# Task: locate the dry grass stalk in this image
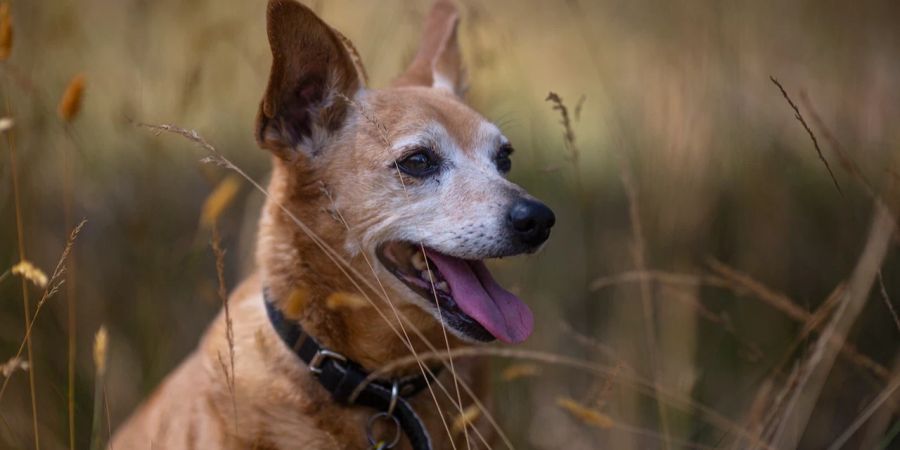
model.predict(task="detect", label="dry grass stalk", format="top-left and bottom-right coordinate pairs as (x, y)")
top-left (556, 397), bottom-right (614, 429)
top-left (743, 284), bottom-right (844, 447)
top-left (336, 93), bottom-right (388, 146)
top-left (61, 80), bottom-right (80, 449)
top-left (139, 122), bottom-right (502, 449)
top-left (592, 266), bottom-right (890, 377)
top-left (740, 378), bottom-right (774, 445)
top-left (89, 326), bottom-right (108, 450)
top-left (0, 356), bottom-right (29, 378)
top-left (573, 95), bottom-right (586, 122)
top-left (588, 361), bottom-right (626, 410)
top-left (0, 3), bottom-right (11, 61)
top-left (3, 74), bottom-right (39, 450)
top-left (559, 320), bottom-right (630, 367)
top-left (11, 260), bottom-right (48, 288)
top-left (592, 271), bottom-right (766, 361)
top-left (796, 89), bottom-right (900, 230)
top-left (769, 201), bottom-right (896, 448)
top-left (0, 219), bottom-right (86, 404)
top-left (545, 92), bottom-right (579, 164)
top-left (590, 270), bottom-right (731, 292)
top-left (707, 259), bottom-right (809, 322)
top-left (857, 354), bottom-right (900, 449)
top-left (876, 271), bottom-right (899, 332)
top-left (200, 175), bottom-right (241, 230)
top-left (211, 224), bottom-right (238, 433)
top-left (545, 91), bottom-right (588, 214)
top-left (57, 74), bottom-right (85, 122)
top-left (316, 119), bottom-right (468, 450)
top-left (827, 373), bottom-right (900, 450)
top-left (708, 259), bottom-right (889, 379)
top-left (769, 76), bottom-right (842, 195)
top-left (756, 362), bottom-right (803, 444)
top-left (338, 96), bottom-right (473, 450)
top-left (618, 141), bottom-right (671, 447)
top-left (368, 346), bottom-right (778, 450)
top-left (547, 89), bottom-right (671, 446)
top-left (333, 30), bottom-right (369, 85)
top-left (796, 92), bottom-right (870, 186)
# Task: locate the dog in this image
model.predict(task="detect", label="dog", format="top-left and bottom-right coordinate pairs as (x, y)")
top-left (111, 0), bottom-right (554, 448)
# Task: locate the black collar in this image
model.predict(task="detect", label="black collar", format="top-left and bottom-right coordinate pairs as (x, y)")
top-left (263, 289), bottom-right (439, 450)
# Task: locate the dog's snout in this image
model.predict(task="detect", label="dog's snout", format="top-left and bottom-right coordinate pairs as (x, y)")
top-left (507, 198), bottom-right (555, 246)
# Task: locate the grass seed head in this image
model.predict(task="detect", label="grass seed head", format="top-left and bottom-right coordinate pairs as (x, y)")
top-left (325, 291), bottom-right (368, 310)
top-left (93, 326), bottom-right (108, 377)
top-left (0, 3), bottom-right (12, 61)
top-left (451, 404), bottom-right (481, 435)
top-left (58, 74), bottom-right (86, 122)
top-left (284, 286), bottom-right (311, 317)
top-left (0, 116), bottom-right (13, 132)
top-left (501, 363), bottom-right (540, 381)
top-left (11, 260), bottom-right (48, 288)
top-left (201, 175), bottom-right (242, 230)
top-left (556, 397), bottom-right (614, 429)
top-left (0, 356), bottom-right (29, 378)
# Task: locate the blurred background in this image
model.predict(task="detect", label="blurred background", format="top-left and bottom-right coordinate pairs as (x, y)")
top-left (1, 0), bottom-right (899, 448)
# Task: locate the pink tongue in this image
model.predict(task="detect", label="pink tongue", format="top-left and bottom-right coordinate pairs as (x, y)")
top-left (424, 249), bottom-right (533, 343)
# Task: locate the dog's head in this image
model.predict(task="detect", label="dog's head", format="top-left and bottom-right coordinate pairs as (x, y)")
top-left (256, 0), bottom-right (554, 344)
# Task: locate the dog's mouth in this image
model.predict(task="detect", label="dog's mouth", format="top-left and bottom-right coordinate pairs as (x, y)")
top-left (376, 241), bottom-right (533, 344)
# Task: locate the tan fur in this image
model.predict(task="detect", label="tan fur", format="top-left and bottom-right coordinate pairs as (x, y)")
top-left (112, 1), bottom-right (511, 448)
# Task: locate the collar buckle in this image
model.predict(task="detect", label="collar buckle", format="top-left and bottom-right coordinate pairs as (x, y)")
top-left (308, 349), bottom-right (347, 375)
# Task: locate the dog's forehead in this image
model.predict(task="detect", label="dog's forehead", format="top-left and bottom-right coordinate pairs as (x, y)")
top-left (367, 87), bottom-right (504, 154)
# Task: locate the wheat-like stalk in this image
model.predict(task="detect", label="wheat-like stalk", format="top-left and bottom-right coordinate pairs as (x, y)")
top-left (211, 224), bottom-right (239, 433)
top-left (0, 219), bottom-right (86, 405)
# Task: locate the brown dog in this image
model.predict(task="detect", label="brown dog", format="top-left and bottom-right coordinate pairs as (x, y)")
top-left (111, 1), bottom-right (554, 448)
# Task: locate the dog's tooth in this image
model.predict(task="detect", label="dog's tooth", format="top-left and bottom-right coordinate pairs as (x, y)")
top-left (435, 281), bottom-right (449, 292)
top-left (422, 269), bottom-right (436, 281)
top-left (411, 252), bottom-right (427, 271)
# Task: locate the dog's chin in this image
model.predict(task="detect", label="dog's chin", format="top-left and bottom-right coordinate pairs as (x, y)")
top-left (375, 241), bottom-right (535, 344)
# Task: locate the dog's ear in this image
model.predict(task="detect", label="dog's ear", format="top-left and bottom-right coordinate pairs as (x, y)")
top-left (256, 0), bottom-right (366, 158)
top-left (393, 1), bottom-right (465, 96)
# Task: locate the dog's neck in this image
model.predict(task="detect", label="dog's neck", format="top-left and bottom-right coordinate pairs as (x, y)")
top-left (256, 160), bottom-right (462, 373)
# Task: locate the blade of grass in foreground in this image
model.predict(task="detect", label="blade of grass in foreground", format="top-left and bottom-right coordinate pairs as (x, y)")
top-left (89, 326), bottom-right (108, 450)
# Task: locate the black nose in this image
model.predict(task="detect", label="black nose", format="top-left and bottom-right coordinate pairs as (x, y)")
top-left (507, 198), bottom-right (555, 246)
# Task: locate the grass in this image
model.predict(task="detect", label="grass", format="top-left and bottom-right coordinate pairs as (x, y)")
top-left (1, 0), bottom-right (899, 449)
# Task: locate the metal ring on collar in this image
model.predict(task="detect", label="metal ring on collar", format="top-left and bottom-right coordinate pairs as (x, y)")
top-left (366, 411), bottom-right (401, 449)
top-left (387, 381), bottom-right (399, 416)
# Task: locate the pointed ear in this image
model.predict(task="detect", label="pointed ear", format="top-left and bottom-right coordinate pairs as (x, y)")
top-left (256, 0), bottom-right (366, 158)
top-left (393, 1), bottom-right (466, 96)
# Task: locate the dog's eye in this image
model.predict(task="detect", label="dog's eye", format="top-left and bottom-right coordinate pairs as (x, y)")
top-left (495, 144), bottom-right (513, 173)
top-left (396, 149), bottom-right (440, 177)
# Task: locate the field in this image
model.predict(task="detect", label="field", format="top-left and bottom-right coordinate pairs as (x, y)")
top-left (1, 0), bottom-right (899, 448)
